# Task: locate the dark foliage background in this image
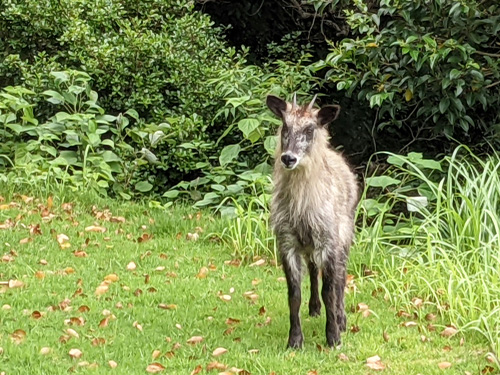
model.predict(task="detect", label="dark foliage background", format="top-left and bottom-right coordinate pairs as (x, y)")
top-left (1, 0), bottom-right (499, 205)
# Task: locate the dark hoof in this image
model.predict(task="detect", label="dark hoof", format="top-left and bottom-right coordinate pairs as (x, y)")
top-left (309, 305), bottom-right (321, 317)
top-left (326, 337), bottom-right (341, 348)
top-left (337, 313), bottom-right (347, 332)
top-left (287, 333), bottom-right (304, 349)
top-left (309, 301), bottom-right (321, 317)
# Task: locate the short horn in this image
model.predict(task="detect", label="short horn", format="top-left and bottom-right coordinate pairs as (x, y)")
top-left (292, 92), bottom-right (297, 109)
top-left (307, 94), bottom-right (318, 111)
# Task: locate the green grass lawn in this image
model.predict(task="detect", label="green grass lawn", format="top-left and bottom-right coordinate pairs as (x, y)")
top-left (0, 193), bottom-right (495, 374)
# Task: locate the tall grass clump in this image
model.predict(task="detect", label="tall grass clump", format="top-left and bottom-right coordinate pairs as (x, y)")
top-left (214, 178), bottom-right (277, 263)
top-left (355, 145), bottom-right (500, 358)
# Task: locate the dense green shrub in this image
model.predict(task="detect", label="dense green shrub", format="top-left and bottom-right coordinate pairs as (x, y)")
top-left (0, 0), bottom-right (243, 190)
top-left (0, 70), bottom-right (143, 196)
top-left (314, 0), bottom-right (500, 145)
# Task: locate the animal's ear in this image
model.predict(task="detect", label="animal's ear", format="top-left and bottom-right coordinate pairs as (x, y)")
top-left (317, 104), bottom-right (341, 127)
top-left (266, 95), bottom-right (287, 118)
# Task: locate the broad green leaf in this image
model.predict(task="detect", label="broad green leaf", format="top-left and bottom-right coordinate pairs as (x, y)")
top-left (449, 69), bottom-right (461, 80)
top-left (365, 176), bottom-right (401, 189)
top-left (50, 71), bottom-right (70, 83)
top-left (238, 118), bottom-right (260, 138)
top-left (219, 144), bottom-right (241, 166)
top-left (439, 98), bottom-right (450, 113)
top-left (264, 136), bottom-right (277, 155)
top-left (163, 190), bottom-right (180, 198)
top-left (141, 148), bottom-right (158, 163)
top-left (102, 150), bottom-right (121, 162)
top-left (43, 90), bottom-right (65, 104)
top-left (135, 181), bottom-right (153, 192)
top-left (414, 159), bottom-right (442, 171)
top-left (210, 184), bottom-right (225, 192)
top-left (125, 109), bottom-right (139, 120)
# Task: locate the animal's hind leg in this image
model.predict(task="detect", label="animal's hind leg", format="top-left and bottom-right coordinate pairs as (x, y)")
top-left (281, 251), bottom-right (304, 349)
top-left (335, 247), bottom-right (349, 332)
top-left (307, 258), bottom-right (321, 317)
top-left (335, 267), bottom-right (347, 332)
top-left (321, 253), bottom-right (341, 347)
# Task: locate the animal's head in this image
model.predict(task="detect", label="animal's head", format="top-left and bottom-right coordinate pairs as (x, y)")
top-left (266, 94), bottom-right (340, 170)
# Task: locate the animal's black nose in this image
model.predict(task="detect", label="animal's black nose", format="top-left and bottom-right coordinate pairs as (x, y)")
top-left (281, 154), bottom-right (297, 167)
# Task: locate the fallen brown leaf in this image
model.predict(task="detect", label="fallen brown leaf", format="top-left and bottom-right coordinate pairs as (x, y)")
top-left (73, 250), bottom-right (88, 257)
top-left (152, 350), bottom-right (161, 360)
top-left (158, 303), bottom-right (177, 310)
top-left (10, 329), bottom-right (27, 344)
top-left (425, 313), bottom-right (437, 321)
top-left (104, 274), bottom-right (119, 282)
top-left (383, 331), bottom-right (390, 342)
top-left (99, 318), bottom-right (109, 328)
top-left (250, 259), bottom-right (266, 267)
top-left (366, 355), bottom-right (386, 370)
top-left (187, 336), bottom-right (204, 345)
top-left (95, 284), bottom-right (109, 296)
top-left (126, 261), bottom-right (137, 271)
top-left (441, 327), bottom-right (458, 338)
top-left (91, 338), bottom-right (106, 346)
top-left (40, 347), bottom-right (51, 355)
top-left (196, 266), bottom-right (209, 279)
top-left (146, 363), bottom-right (165, 373)
top-left (206, 361), bottom-right (227, 371)
top-left (401, 321), bottom-right (418, 328)
top-left (108, 360), bottom-right (118, 368)
top-left (213, 347), bottom-right (228, 357)
top-left (191, 365), bottom-right (202, 375)
top-left (438, 362), bottom-right (452, 369)
top-left (185, 233), bottom-right (199, 241)
top-left (69, 348), bottom-right (83, 359)
top-left (20, 237), bottom-right (33, 244)
top-left (85, 225), bottom-right (107, 233)
top-left (339, 353), bottom-right (349, 361)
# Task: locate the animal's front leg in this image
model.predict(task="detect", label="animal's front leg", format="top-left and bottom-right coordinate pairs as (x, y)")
top-left (307, 259), bottom-right (321, 317)
top-left (321, 251), bottom-right (341, 347)
top-left (281, 250), bottom-right (303, 348)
